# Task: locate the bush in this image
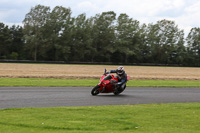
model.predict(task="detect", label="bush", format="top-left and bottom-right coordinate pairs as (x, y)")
top-left (10, 52), bottom-right (19, 60)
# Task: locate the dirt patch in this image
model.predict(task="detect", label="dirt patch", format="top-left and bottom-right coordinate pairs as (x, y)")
top-left (0, 63), bottom-right (200, 80)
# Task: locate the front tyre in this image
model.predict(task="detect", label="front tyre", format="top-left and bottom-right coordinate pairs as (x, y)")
top-left (91, 85), bottom-right (100, 96)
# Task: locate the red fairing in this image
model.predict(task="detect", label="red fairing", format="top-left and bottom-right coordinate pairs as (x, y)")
top-left (91, 69), bottom-right (129, 95)
top-left (98, 74), bottom-right (119, 93)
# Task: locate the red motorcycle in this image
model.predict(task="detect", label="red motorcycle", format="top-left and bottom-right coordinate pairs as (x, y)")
top-left (91, 69), bottom-right (129, 96)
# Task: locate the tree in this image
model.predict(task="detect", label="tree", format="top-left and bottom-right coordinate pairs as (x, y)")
top-left (0, 23), bottom-right (11, 59)
top-left (43, 6), bottom-right (72, 61)
top-left (146, 19), bottom-right (185, 64)
top-left (23, 5), bottom-right (50, 61)
top-left (130, 23), bottom-right (150, 63)
top-left (69, 14), bottom-right (94, 62)
top-left (115, 13), bottom-right (140, 63)
top-left (9, 25), bottom-right (24, 59)
top-left (92, 11), bottom-right (116, 62)
top-left (1, 5), bottom-right (195, 65)
top-left (186, 27), bottom-right (200, 66)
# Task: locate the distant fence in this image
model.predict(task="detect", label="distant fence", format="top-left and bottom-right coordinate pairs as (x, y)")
top-left (0, 59), bottom-right (189, 67)
top-left (0, 60), bottom-right (65, 64)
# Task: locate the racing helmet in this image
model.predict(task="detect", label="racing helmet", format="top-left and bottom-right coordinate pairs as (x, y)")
top-left (116, 66), bottom-right (125, 76)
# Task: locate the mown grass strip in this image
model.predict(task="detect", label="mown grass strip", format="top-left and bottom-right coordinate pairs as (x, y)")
top-left (0, 103), bottom-right (200, 133)
top-left (0, 78), bottom-right (200, 87)
top-left (131, 80), bottom-right (200, 87)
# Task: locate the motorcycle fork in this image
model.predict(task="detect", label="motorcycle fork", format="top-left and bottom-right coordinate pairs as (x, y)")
top-left (99, 84), bottom-right (106, 93)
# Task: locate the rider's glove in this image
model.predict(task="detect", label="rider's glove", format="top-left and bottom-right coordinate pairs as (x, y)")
top-left (106, 71), bottom-right (110, 74)
top-left (116, 83), bottom-right (121, 88)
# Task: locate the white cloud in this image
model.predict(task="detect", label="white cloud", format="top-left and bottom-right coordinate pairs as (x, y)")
top-left (185, 1), bottom-right (200, 13)
top-left (173, 1), bottom-right (200, 35)
top-left (73, 1), bottom-right (100, 16)
top-left (0, 0), bottom-right (200, 36)
top-left (98, 0), bottom-right (185, 17)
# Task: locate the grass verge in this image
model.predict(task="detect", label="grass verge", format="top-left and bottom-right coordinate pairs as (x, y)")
top-left (0, 78), bottom-right (200, 87)
top-left (0, 103), bottom-right (200, 133)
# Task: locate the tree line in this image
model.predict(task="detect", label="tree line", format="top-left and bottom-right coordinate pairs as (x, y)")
top-left (0, 5), bottom-right (200, 66)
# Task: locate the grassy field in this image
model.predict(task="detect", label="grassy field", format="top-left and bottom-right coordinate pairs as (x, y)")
top-left (0, 103), bottom-right (200, 133)
top-left (0, 63), bottom-right (200, 80)
top-left (0, 78), bottom-right (200, 87)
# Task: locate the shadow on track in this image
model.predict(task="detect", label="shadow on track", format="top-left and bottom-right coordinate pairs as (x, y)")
top-left (91, 94), bottom-right (131, 97)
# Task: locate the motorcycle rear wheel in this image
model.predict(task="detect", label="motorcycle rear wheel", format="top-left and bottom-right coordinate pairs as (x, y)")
top-left (91, 85), bottom-right (100, 96)
top-left (114, 91), bottom-right (120, 95)
top-left (113, 85), bottom-right (126, 95)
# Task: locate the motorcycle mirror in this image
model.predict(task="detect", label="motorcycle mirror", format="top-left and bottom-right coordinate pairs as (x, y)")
top-left (104, 68), bottom-right (107, 75)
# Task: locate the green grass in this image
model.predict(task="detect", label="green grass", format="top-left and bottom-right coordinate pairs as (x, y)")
top-left (131, 80), bottom-right (200, 87)
top-left (0, 103), bottom-right (200, 133)
top-left (0, 78), bottom-right (199, 132)
top-left (0, 78), bottom-right (199, 87)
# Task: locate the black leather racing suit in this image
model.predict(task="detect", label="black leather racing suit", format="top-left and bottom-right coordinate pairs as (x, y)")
top-left (109, 70), bottom-right (127, 92)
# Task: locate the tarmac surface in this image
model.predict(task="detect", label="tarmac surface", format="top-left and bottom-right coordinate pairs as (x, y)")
top-left (0, 87), bottom-right (200, 109)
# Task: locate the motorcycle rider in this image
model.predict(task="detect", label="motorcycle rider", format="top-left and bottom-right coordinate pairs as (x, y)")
top-left (106, 66), bottom-right (127, 93)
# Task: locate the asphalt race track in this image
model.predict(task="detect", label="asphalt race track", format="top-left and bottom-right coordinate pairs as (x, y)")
top-left (0, 87), bottom-right (200, 109)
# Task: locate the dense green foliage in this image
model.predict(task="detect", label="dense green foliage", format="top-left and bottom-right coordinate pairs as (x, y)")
top-left (1, 5), bottom-right (200, 66)
top-left (0, 103), bottom-right (200, 132)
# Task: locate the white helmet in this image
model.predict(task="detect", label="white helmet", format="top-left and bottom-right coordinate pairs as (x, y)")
top-left (116, 66), bottom-right (124, 76)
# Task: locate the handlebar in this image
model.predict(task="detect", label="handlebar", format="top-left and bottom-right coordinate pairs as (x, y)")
top-left (104, 68), bottom-right (107, 75)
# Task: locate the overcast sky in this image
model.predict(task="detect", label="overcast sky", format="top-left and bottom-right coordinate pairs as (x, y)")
top-left (0, 0), bottom-right (200, 35)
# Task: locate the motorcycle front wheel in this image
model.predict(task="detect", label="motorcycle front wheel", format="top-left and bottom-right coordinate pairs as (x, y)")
top-left (91, 85), bottom-right (100, 96)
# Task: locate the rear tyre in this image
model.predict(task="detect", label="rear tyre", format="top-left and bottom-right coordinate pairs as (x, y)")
top-left (113, 86), bottom-right (120, 95)
top-left (114, 85), bottom-right (126, 95)
top-left (114, 91), bottom-right (120, 95)
top-left (91, 85), bottom-right (100, 96)
top-left (121, 85), bottom-right (126, 92)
